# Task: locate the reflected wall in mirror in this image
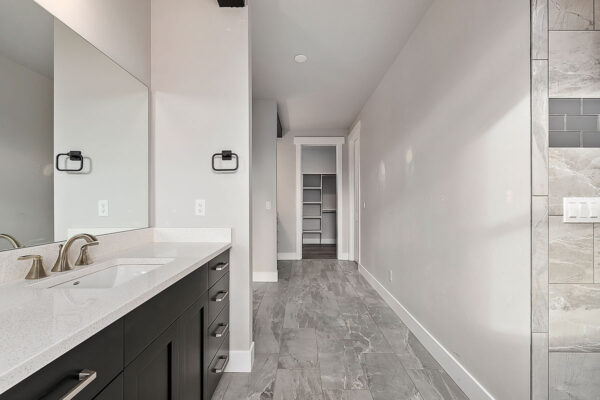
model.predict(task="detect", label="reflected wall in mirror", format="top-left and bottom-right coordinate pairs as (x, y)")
top-left (0, 0), bottom-right (149, 251)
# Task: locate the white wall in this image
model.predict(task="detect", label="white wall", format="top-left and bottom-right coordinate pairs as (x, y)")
top-left (53, 21), bottom-right (149, 241)
top-left (0, 53), bottom-right (53, 251)
top-left (277, 129), bottom-right (348, 257)
top-left (301, 146), bottom-right (336, 174)
top-left (34, 0), bottom-right (150, 85)
top-left (252, 100), bottom-right (278, 281)
top-left (151, 0), bottom-right (253, 367)
top-left (353, 0), bottom-right (531, 399)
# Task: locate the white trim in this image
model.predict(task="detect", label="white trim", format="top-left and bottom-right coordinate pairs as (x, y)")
top-left (348, 122), bottom-right (361, 263)
top-left (295, 138), bottom-right (345, 260)
top-left (358, 264), bottom-right (495, 400)
top-left (294, 136), bottom-right (345, 145)
top-left (277, 252), bottom-right (299, 260)
top-left (253, 271), bottom-right (278, 282)
top-left (225, 341), bottom-right (254, 372)
top-left (339, 252), bottom-right (349, 260)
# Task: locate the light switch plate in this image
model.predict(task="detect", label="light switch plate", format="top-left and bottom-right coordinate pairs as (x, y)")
top-left (98, 200), bottom-right (109, 217)
top-left (563, 197), bottom-right (600, 223)
top-left (195, 199), bottom-right (205, 216)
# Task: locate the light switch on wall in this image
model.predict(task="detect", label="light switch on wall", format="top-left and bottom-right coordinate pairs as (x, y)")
top-left (195, 199), bottom-right (205, 216)
top-left (98, 200), bottom-right (109, 217)
top-left (266, 201), bottom-right (272, 210)
top-left (563, 197), bottom-right (600, 223)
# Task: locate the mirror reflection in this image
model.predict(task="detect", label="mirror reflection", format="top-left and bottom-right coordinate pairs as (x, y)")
top-left (0, 0), bottom-right (149, 251)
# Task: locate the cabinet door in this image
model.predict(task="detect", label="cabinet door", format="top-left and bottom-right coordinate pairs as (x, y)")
top-left (179, 294), bottom-right (208, 400)
top-left (94, 374), bottom-right (123, 400)
top-left (123, 323), bottom-right (180, 400)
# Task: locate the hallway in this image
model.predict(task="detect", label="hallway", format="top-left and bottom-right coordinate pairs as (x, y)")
top-left (213, 260), bottom-right (467, 400)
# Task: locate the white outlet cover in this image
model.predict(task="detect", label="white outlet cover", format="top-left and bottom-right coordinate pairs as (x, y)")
top-left (266, 201), bottom-right (272, 210)
top-left (195, 199), bottom-right (206, 216)
top-left (98, 200), bottom-right (109, 217)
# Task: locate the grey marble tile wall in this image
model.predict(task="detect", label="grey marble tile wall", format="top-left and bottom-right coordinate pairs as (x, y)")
top-left (549, 0), bottom-right (594, 30)
top-left (550, 98), bottom-right (600, 147)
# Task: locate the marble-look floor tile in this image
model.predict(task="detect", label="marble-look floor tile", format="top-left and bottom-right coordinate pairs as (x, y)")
top-left (550, 31), bottom-right (600, 97)
top-left (549, 148), bottom-right (600, 215)
top-left (344, 314), bottom-right (393, 354)
top-left (549, 284), bottom-right (600, 351)
top-left (212, 372), bottom-right (251, 400)
top-left (283, 300), bottom-right (345, 329)
top-left (278, 328), bottom-right (319, 369)
top-left (249, 353), bottom-right (279, 400)
top-left (273, 369), bottom-right (324, 400)
top-left (254, 295), bottom-right (286, 354)
top-left (532, 333), bottom-right (549, 400)
top-left (549, 0), bottom-right (593, 30)
top-left (320, 343), bottom-right (368, 390)
top-left (323, 390), bottom-right (373, 400)
top-left (406, 369), bottom-right (468, 400)
top-left (532, 0), bottom-right (549, 59)
top-left (367, 374), bottom-right (422, 400)
top-left (532, 196), bottom-right (549, 332)
top-left (549, 352), bottom-right (600, 399)
top-left (549, 217), bottom-right (593, 283)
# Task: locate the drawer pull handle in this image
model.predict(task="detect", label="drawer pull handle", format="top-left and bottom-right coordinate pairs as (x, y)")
top-left (213, 323), bottom-right (229, 338)
top-left (213, 356), bottom-right (229, 374)
top-left (59, 369), bottom-right (97, 400)
top-left (214, 290), bottom-right (229, 302)
top-left (213, 262), bottom-right (229, 271)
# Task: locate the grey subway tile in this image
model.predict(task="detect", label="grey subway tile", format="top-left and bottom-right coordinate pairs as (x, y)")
top-left (582, 132), bottom-right (600, 147)
top-left (549, 115), bottom-right (566, 131)
top-left (582, 98), bottom-right (600, 114)
top-left (549, 99), bottom-right (582, 115)
top-left (549, 131), bottom-right (581, 147)
top-left (566, 115), bottom-right (599, 131)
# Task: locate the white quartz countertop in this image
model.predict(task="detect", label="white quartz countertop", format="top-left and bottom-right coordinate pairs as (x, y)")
top-left (0, 241), bottom-right (231, 394)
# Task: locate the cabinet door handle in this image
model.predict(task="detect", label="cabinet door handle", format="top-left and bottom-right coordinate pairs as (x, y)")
top-left (213, 323), bottom-right (229, 338)
top-left (212, 356), bottom-right (229, 374)
top-left (214, 290), bottom-right (229, 302)
top-left (213, 262), bottom-right (229, 271)
top-left (59, 369), bottom-right (97, 400)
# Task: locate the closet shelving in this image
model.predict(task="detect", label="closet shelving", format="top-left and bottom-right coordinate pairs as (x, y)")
top-left (302, 173), bottom-right (336, 244)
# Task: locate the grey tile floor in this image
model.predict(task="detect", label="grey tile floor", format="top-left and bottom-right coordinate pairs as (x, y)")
top-left (212, 259), bottom-right (468, 400)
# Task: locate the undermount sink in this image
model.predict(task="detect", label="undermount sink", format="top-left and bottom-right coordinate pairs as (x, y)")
top-left (30, 258), bottom-right (174, 289)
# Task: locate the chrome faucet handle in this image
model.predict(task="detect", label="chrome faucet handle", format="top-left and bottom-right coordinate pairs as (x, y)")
top-left (75, 241), bottom-right (99, 266)
top-left (19, 255), bottom-right (48, 280)
top-left (51, 244), bottom-right (64, 273)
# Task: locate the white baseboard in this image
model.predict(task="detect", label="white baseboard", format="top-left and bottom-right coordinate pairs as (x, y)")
top-left (338, 252), bottom-right (349, 260)
top-left (253, 271), bottom-right (278, 282)
top-left (225, 341), bottom-right (254, 372)
top-left (277, 252), bottom-right (298, 260)
top-left (358, 264), bottom-right (494, 400)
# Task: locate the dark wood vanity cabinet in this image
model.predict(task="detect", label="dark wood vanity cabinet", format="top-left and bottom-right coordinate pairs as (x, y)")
top-left (0, 250), bottom-right (230, 400)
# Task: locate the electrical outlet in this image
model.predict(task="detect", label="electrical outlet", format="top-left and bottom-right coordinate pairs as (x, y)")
top-left (195, 199), bottom-right (205, 216)
top-left (388, 269), bottom-right (393, 282)
top-left (98, 200), bottom-right (109, 217)
top-left (266, 200), bottom-right (272, 210)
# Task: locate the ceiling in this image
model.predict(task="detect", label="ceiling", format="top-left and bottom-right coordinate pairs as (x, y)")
top-left (0, 0), bottom-right (53, 78)
top-left (251, 0), bottom-right (433, 131)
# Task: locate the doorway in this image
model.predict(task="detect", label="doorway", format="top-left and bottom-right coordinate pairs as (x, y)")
top-left (294, 137), bottom-right (345, 260)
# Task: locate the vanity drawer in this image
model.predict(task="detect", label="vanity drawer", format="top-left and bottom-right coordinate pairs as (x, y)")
top-left (208, 272), bottom-right (229, 325)
top-left (124, 263), bottom-right (207, 365)
top-left (0, 320), bottom-right (123, 400)
top-left (206, 333), bottom-right (230, 400)
top-left (208, 250), bottom-right (230, 287)
top-left (205, 305), bottom-right (229, 369)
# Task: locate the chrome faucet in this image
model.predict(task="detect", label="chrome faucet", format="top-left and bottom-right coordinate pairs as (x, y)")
top-left (0, 234), bottom-right (22, 249)
top-left (52, 233), bottom-right (99, 272)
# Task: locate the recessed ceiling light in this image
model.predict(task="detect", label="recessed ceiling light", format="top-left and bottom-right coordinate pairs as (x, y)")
top-left (294, 54), bottom-right (308, 63)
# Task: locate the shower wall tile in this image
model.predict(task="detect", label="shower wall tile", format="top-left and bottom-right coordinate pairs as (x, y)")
top-left (549, 217), bottom-right (593, 283)
top-left (548, 148), bottom-right (600, 215)
top-left (533, 0), bottom-right (549, 59)
top-left (549, 284), bottom-right (600, 352)
top-left (549, 0), bottom-right (594, 30)
top-left (550, 98), bottom-right (582, 115)
top-left (594, 224), bottom-right (600, 282)
top-left (533, 333), bottom-right (549, 400)
top-left (533, 197), bottom-right (550, 332)
top-left (549, 353), bottom-right (600, 399)
top-left (550, 31), bottom-right (600, 98)
top-left (596, 0), bottom-right (600, 29)
top-left (533, 61), bottom-right (549, 195)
